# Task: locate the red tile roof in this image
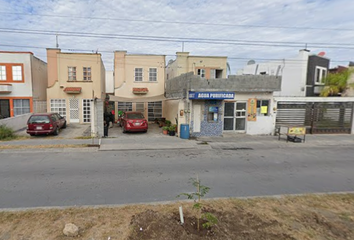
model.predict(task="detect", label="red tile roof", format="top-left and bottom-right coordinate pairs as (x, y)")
top-left (133, 88), bottom-right (148, 93)
top-left (64, 87), bottom-right (82, 93)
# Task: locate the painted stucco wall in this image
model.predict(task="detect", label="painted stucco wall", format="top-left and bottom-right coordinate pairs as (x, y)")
top-left (0, 53), bottom-right (33, 97)
top-left (114, 51), bottom-right (166, 99)
top-left (31, 56), bottom-right (48, 101)
top-left (239, 50), bottom-right (310, 97)
top-left (232, 93), bottom-right (276, 135)
top-left (163, 99), bottom-right (179, 125)
top-left (105, 70), bottom-right (114, 94)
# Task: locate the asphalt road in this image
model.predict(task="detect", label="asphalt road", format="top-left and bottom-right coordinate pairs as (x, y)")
top-left (0, 145), bottom-right (353, 209)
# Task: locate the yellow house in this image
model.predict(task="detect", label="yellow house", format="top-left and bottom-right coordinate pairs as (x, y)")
top-left (166, 52), bottom-right (227, 80)
top-left (46, 49), bottom-right (105, 125)
top-left (112, 51), bottom-right (166, 121)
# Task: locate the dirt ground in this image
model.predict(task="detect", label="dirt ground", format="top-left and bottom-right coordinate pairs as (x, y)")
top-left (0, 194), bottom-right (353, 240)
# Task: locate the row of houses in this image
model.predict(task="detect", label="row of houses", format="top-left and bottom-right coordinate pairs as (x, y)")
top-left (1, 49), bottom-right (353, 136)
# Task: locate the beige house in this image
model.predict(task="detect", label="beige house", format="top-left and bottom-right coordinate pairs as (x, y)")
top-left (112, 51), bottom-right (166, 121)
top-left (46, 49), bottom-right (105, 125)
top-left (166, 52), bottom-right (227, 80)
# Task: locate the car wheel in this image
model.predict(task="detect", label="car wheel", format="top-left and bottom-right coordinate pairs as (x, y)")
top-left (30, 134), bottom-right (35, 136)
top-left (62, 122), bottom-right (67, 129)
top-left (53, 127), bottom-right (59, 136)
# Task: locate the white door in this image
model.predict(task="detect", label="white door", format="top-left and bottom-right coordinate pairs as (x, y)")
top-left (69, 99), bottom-right (80, 123)
top-left (193, 104), bottom-right (201, 132)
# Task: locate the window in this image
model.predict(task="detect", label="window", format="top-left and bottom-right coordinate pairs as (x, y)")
top-left (197, 69), bottom-right (205, 78)
top-left (83, 99), bottom-right (91, 123)
top-left (0, 66), bottom-right (6, 80)
top-left (83, 67), bottom-right (91, 81)
top-left (149, 68), bottom-right (157, 81)
top-left (13, 99), bottom-right (30, 116)
top-left (50, 99), bottom-right (66, 117)
top-left (315, 66), bottom-right (327, 84)
top-left (256, 100), bottom-right (270, 116)
top-left (68, 67), bottom-right (76, 81)
top-left (118, 102), bottom-right (132, 113)
top-left (12, 66), bottom-right (22, 81)
top-left (135, 68), bottom-right (143, 82)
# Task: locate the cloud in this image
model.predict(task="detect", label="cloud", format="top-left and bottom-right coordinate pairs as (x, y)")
top-left (0, 0), bottom-right (354, 72)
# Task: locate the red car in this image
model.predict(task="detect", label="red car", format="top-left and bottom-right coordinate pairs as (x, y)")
top-left (27, 113), bottom-right (67, 136)
top-left (120, 111), bottom-right (148, 133)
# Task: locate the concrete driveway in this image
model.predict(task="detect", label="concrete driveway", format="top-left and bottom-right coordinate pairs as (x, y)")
top-left (107, 122), bottom-right (163, 138)
top-left (16, 123), bottom-right (91, 139)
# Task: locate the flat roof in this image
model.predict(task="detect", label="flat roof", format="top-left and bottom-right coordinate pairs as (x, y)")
top-left (0, 51), bottom-right (34, 55)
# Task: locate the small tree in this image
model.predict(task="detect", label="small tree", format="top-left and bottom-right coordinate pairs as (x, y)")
top-left (320, 69), bottom-right (353, 97)
top-left (177, 176), bottom-right (218, 231)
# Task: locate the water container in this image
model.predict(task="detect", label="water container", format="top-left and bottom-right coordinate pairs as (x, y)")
top-left (180, 124), bottom-right (190, 139)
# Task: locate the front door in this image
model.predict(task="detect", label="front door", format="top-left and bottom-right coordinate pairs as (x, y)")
top-left (69, 99), bottom-right (80, 123)
top-left (223, 102), bottom-right (247, 132)
top-left (0, 99), bottom-right (10, 119)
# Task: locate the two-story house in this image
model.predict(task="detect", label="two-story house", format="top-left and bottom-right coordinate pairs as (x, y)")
top-left (238, 49), bottom-right (330, 97)
top-left (46, 49), bottom-right (105, 125)
top-left (0, 51), bottom-right (47, 119)
top-left (112, 51), bottom-right (166, 122)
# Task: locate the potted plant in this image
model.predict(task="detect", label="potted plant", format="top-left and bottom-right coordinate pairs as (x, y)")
top-left (165, 120), bottom-right (171, 127)
top-left (162, 126), bottom-right (169, 135)
top-left (168, 124), bottom-right (177, 136)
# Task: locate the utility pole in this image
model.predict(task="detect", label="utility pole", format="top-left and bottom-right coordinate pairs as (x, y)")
top-left (56, 34), bottom-right (59, 48)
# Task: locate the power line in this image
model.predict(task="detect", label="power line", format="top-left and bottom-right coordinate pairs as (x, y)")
top-left (1, 27), bottom-right (354, 50)
top-left (0, 43), bottom-right (352, 64)
top-left (1, 11), bottom-right (353, 32)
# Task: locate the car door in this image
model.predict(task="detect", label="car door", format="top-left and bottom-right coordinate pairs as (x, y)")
top-left (51, 114), bottom-right (61, 129)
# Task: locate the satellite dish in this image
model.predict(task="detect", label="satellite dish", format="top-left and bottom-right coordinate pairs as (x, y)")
top-left (318, 52), bottom-right (326, 57)
top-left (247, 60), bottom-right (256, 65)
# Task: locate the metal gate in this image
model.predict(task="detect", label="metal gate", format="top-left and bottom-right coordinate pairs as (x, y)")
top-left (277, 102), bottom-right (353, 134)
top-left (69, 99), bottom-right (80, 123)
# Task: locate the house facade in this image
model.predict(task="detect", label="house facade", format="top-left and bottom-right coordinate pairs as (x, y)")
top-left (0, 51), bottom-right (47, 119)
top-left (46, 49), bottom-right (105, 125)
top-left (238, 49), bottom-right (330, 97)
top-left (111, 51), bottom-right (166, 122)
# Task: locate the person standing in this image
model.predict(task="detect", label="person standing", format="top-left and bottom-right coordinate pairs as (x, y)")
top-left (103, 117), bottom-right (109, 138)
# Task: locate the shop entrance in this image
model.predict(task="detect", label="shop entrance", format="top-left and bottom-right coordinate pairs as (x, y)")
top-left (223, 102), bottom-right (247, 132)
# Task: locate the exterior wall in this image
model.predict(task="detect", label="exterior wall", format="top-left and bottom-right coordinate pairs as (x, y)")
top-left (306, 55), bottom-right (330, 96)
top-left (190, 100), bottom-right (224, 137)
top-left (46, 50), bottom-right (105, 124)
top-left (47, 49), bottom-right (59, 87)
top-left (0, 113), bottom-right (31, 131)
top-left (105, 70), bottom-right (114, 94)
top-left (163, 99), bottom-right (179, 124)
top-left (31, 56), bottom-right (48, 101)
top-left (232, 93), bottom-right (276, 135)
top-left (240, 50), bottom-right (309, 97)
top-left (166, 52), bottom-right (227, 80)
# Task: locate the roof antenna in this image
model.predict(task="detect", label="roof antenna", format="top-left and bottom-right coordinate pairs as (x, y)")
top-left (56, 34), bottom-right (59, 48)
top-left (182, 42), bottom-right (184, 52)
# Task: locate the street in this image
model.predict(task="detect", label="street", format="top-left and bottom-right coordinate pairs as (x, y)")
top-left (0, 145), bottom-right (353, 209)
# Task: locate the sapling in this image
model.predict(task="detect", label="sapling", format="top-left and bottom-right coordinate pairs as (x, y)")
top-left (177, 176), bottom-right (218, 231)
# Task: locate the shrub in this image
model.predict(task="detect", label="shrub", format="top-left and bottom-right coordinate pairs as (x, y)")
top-left (165, 120), bottom-right (171, 127)
top-left (0, 125), bottom-right (15, 140)
top-left (169, 124), bottom-right (177, 132)
top-left (162, 126), bottom-right (169, 131)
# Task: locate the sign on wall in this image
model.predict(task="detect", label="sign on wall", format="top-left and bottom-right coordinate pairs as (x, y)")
top-left (247, 98), bottom-right (257, 121)
top-left (188, 91), bottom-right (235, 100)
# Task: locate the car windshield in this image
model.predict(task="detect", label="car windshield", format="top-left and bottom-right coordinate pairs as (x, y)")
top-left (127, 113), bottom-right (144, 119)
top-left (28, 116), bottom-right (50, 124)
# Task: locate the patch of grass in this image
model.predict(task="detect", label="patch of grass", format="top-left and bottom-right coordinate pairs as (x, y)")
top-left (0, 144), bottom-right (89, 150)
top-left (0, 125), bottom-right (16, 140)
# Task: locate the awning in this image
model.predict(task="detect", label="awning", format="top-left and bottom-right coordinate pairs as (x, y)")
top-left (64, 87), bottom-right (82, 94)
top-left (133, 88), bottom-right (148, 94)
top-left (109, 94), bottom-right (167, 103)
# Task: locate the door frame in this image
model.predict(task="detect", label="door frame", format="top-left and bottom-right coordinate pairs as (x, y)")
top-left (223, 101), bottom-right (247, 133)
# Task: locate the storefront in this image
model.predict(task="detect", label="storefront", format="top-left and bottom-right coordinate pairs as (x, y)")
top-left (188, 91), bottom-right (276, 137)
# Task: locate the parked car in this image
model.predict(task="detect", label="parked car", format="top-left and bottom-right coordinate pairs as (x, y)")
top-left (120, 111), bottom-right (148, 133)
top-left (26, 113), bottom-right (66, 136)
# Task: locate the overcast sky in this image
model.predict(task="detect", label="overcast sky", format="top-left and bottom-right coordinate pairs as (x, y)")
top-left (1, 0), bottom-right (354, 72)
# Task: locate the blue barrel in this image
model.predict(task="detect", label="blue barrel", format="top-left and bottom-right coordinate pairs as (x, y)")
top-left (180, 124), bottom-right (190, 139)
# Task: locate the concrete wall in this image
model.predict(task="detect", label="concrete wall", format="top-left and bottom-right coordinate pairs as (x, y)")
top-left (0, 113), bottom-right (31, 131)
top-left (163, 99), bottom-right (179, 124)
top-left (232, 93), bottom-right (276, 135)
top-left (105, 70), bottom-right (114, 94)
top-left (165, 72), bottom-right (281, 98)
top-left (31, 55), bottom-right (48, 101)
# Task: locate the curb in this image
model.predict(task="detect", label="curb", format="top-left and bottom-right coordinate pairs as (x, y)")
top-left (1, 191), bottom-right (353, 212)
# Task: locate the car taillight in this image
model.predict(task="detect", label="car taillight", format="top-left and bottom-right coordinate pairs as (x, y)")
top-left (49, 124), bottom-right (53, 129)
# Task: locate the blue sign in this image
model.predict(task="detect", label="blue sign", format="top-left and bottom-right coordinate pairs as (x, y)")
top-left (188, 91), bottom-right (234, 100)
top-left (209, 107), bottom-right (219, 113)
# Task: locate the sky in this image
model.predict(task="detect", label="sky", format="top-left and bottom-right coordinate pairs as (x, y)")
top-left (1, 0), bottom-right (354, 73)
